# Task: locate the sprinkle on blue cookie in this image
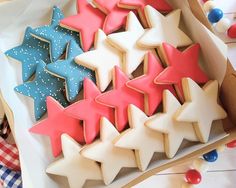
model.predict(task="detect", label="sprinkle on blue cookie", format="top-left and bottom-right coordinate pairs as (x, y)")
top-left (5, 27), bottom-right (50, 82)
top-left (46, 40), bottom-right (95, 102)
top-left (15, 60), bottom-right (68, 120)
top-left (30, 6), bottom-right (81, 62)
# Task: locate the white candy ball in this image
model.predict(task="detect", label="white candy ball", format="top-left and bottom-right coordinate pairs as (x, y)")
top-left (182, 182), bottom-right (195, 188)
top-left (193, 158), bottom-right (209, 173)
top-left (203, 1), bottom-right (216, 13)
top-left (215, 18), bottom-right (231, 33)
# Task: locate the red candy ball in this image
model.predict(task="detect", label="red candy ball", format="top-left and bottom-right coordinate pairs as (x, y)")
top-left (226, 140), bottom-right (236, 148)
top-left (185, 169), bottom-right (202, 184)
top-left (227, 24), bottom-right (236, 38)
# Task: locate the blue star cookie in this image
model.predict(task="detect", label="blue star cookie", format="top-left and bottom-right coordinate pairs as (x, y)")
top-left (46, 40), bottom-right (95, 102)
top-left (15, 60), bottom-right (68, 120)
top-left (30, 6), bottom-right (81, 62)
top-left (5, 27), bottom-right (50, 82)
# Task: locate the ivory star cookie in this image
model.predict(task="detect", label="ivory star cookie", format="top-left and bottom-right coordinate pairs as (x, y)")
top-left (107, 12), bottom-right (155, 75)
top-left (60, 0), bottom-right (105, 51)
top-left (14, 61), bottom-right (67, 120)
top-left (114, 104), bottom-right (164, 171)
top-left (46, 40), bottom-right (95, 102)
top-left (5, 27), bottom-right (50, 82)
top-left (96, 66), bottom-right (144, 132)
top-left (138, 6), bottom-right (192, 49)
top-left (155, 43), bottom-right (209, 101)
top-left (126, 52), bottom-right (175, 116)
top-left (145, 90), bottom-right (198, 158)
top-left (46, 134), bottom-right (102, 188)
top-left (75, 29), bottom-right (122, 92)
top-left (175, 78), bottom-right (227, 143)
top-left (30, 6), bottom-right (81, 62)
top-left (65, 78), bottom-right (114, 144)
top-left (29, 97), bottom-right (84, 157)
top-left (81, 117), bottom-right (137, 185)
top-left (92, 0), bottom-right (130, 34)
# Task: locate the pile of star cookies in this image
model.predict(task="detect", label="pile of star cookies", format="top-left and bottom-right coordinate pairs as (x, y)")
top-left (5, 0), bottom-right (227, 187)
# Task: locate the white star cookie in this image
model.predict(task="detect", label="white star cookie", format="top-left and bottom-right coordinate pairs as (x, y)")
top-left (46, 134), bottom-right (102, 188)
top-left (75, 29), bottom-right (122, 91)
top-left (81, 117), bottom-right (137, 185)
top-left (138, 6), bottom-right (192, 48)
top-left (145, 90), bottom-right (199, 158)
top-left (114, 104), bottom-right (164, 171)
top-left (107, 11), bottom-right (155, 75)
top-left (175, 78), bottom-right (227, 143)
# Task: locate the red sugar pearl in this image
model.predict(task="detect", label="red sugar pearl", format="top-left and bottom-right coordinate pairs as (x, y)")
top-left (226, 140), bottom-right (236, 148)
top-left (185, 169), bottom-right (202, 185)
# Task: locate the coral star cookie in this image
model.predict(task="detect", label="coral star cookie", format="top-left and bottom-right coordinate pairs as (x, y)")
top-left (127, 52), bottom-right (175, 116)
top-left (138, 6), bottom-right (192, 49)
top-left (75, 29), bottom-right (122, 92)
top-left (46, 40), bottom-right (95, 102)
top-left (29, 97), bottom-right (84, 157)
top-left (65, 78), bottom-right (114, 144)
top-left (46, 134), bottom-right (102, 188)
top-left (155, 43), bottom-right (209, 101)
top-left (92, 0), bottom-right (130, 34)
top-left (114, 105), bottom-right (164, 171)
top-left (30, 6), bottom-right (80, 62)
top-left (96, 66), bottom-right (144, 132)
top-left (5, 27), bottom-right (50, 82)
top-left (118, 0), bottom-right (172, 27)
top-left (107, 12), bottom-right (155, 75)
top-left (60, 0), bottom-right (105, 51)
top-left (145, 90), bottom-right (198, 158)
top-left (81, 118), bottom-right (137, 185)
top-left (15, 61), bottom-right (67, 120)
top-left (175, 78), bottom-right (227, 143)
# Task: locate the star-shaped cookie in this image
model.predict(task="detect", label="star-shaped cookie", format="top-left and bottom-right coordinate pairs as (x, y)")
top-left (155, 43), bottom-right (209, 101)
top-left (14, 60), bottom-right (67, 120)
top-left (29, 97), bottom-right (84, 157)
top-left (114, 104), bottom-right (164, 171)
top-left (96, 66), bottom-right (144, 132)
top-left (145, 90), bottom-right (198, 158)
top-left (60, 0), bottom-right (105, 51)
top-left (30, 6), bottom-right (81, 62)
top-left (138, 6), bottom-right (192, 49)
top-left (65, 78), bottom-right (114, 144)
top-left (46, 40), bottom-right (95, 102)
top-left (75, 29), bottom-right (122, 92)
top-left (81, 117), bottom-right (137, 185)
top-left (127, 52), bottom-right (175, 116)
top-left (107, 12), bottom-right (154, 75)
top-left (5, 27), bottom-right (50, 82)
top-left (46, 134), bottom-right (102, 188)
top-left (175, 78), bottom-right (227, 143)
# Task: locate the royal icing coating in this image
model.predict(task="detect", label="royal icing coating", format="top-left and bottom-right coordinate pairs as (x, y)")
top-left (155, 43), bottom-right (209, 101)
top-left (92, 0), bottom-right (130, 34)
top-left (65, 78), bottom-right (114, 144)
top-left (46, 134), bottom-right (102, 188)
top-left (126, 52), bottom-right (175, 116)
top-left (60, 0), bottom-right (105, 51)
top-left (5, 27), bottom-right (50, 82)
top-left (29, 97), bottom-right (84, 157)
top-left (81, 117), bottom-right (137, 185)
top-left (138, 6), bottom-right (192, 48)
top-left (175, 78), bottom-right (227, 143)
top-left (46, 40), bottom-right (95, 102)
top-left (30, 6), bottom-right (81, 62)
top-left (145, 90), bottom-right (198, 158)
top-left (114, 104), bottom-right (164, 171)
top-left (107, 12), bottom-right (154, 75)
top-left (75, 29), bottom-right (122, 92)
top-left (14, 61), bottom-right (67, 120)
top-left (96, 66), bottom-right (144, 132)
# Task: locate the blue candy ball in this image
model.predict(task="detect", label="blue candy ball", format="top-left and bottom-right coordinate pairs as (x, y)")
top-left (208, 8), bottom-right (224, 23)
top-left (203, 150), bottom-right (218, 162)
